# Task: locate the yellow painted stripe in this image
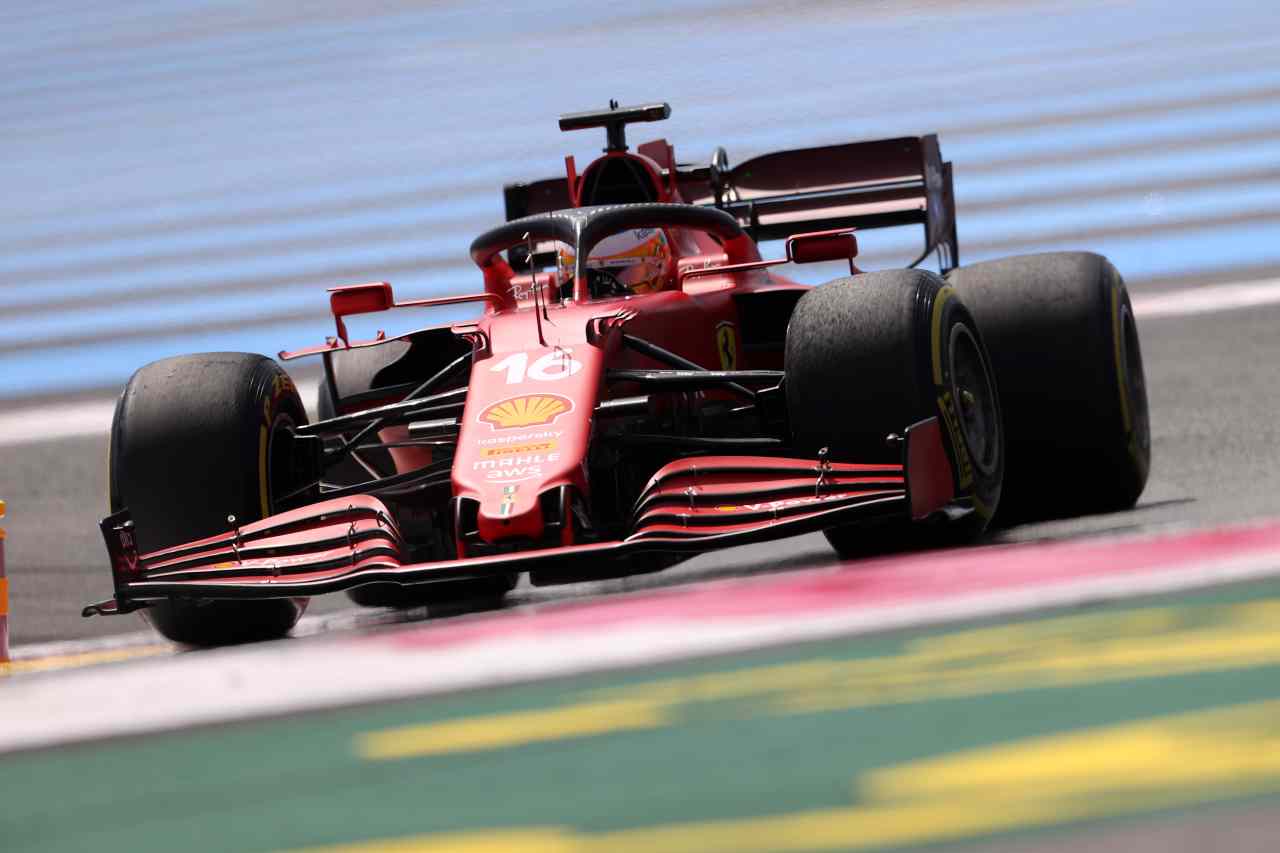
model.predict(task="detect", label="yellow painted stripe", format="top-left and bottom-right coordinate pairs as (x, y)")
top-left (0, 577), bottom-right (7, 616)
top-left (290, 828), bottom-right (577, 853)
top-left (0, 644), bottom-right (170, 678)
top-left (306, 699), bottom-right (1280, 853)
top-left (357, 699), bottom-right (665, 761)
top-left (867, 698), bottom-right (1280, 805)
top-left (355, 599), bottom-right (1280, 762)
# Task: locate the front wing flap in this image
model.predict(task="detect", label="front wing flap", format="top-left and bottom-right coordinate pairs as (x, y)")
top-left (84, 418), bottom-right (956, 614)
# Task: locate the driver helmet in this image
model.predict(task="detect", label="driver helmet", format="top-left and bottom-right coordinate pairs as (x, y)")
top-left (557, 227), bottom-right (672, 296)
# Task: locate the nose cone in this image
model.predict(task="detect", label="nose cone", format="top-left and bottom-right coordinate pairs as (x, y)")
top-left (452, 328), bottom-right (602, 545)
top-left (466, 399), bottom-right (575, 544)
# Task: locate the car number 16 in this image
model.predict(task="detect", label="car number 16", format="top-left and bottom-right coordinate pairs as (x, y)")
top-left (490, 350), bottom-right (583, 384)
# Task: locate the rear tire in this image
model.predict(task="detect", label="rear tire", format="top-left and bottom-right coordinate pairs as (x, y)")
top-left (786, 270), bottom-right (1003, 556)
top-left (109, 353), bottom-right (311, 645)
top-left (946, 252), bottom-right (1149, 523)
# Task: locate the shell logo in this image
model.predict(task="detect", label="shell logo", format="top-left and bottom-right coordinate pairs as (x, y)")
top-left (480, 394), bottom-right (573, 430)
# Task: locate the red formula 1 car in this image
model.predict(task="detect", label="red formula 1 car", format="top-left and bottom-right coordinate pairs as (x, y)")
top-left (86, 102), bottom-right (1150, 645)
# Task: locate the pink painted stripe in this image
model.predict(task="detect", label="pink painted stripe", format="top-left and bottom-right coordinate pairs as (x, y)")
top-left (371, 519), bottom-right (1280, 651)
top-left (1, 523), bottom-right (8, 664)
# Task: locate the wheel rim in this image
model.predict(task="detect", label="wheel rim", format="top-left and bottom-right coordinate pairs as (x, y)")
top-left (948, 324), bottom-right (1000, 476)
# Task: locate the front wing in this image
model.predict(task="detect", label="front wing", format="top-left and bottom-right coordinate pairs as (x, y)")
top-left (84, 418), bottom-right (958, 616)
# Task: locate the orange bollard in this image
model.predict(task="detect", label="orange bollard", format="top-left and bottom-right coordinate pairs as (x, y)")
top-left (0, 499), bottom-right (7, 663)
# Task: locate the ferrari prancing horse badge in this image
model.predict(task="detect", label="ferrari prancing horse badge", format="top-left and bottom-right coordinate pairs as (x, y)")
top-left (716, 321), bottom-right (738, 371)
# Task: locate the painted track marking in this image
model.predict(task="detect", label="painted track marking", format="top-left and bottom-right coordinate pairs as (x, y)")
top-left (297, 699), bottom-right (1280, 853)
top-left (0, 398), bottom-right (114, 447)
top-left (5, 516), bottom-right (1280, 754)
top-left (355, 596), bottom-right (1280, 761)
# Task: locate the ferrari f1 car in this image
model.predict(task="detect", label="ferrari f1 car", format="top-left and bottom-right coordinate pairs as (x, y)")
top-left (86, 102), bottom-right (1150, 645)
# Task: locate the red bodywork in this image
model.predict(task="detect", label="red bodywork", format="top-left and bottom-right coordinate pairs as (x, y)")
top-left (86, 104), bottom-right (963, 615)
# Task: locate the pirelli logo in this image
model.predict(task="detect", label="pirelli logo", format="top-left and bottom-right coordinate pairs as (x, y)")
top-left (937, 392), bottom-right (974, 489)
top-left (480, 440), bottom-right (558, 459)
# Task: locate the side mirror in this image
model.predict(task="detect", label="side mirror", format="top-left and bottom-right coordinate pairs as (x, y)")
top-left (328, 282), bottom-right (394, 345)
top-left (329, 281), bottom-right (394, 318)
top-left (786, 229), bottom-right (858, 266)
top-left (680, 227), bottom-right (860, 288)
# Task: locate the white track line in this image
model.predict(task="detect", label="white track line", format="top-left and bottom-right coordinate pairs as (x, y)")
top-left (0, 276), bottom-right (1274, 451)
top-left (0, 378), bottom-right (319, 448)
top-left (0, 398), bottom-right (114, 447)
top-left (5, 607), bottom-right (366, 662)
top-left (1131, 276), bottom-right (1280, 318)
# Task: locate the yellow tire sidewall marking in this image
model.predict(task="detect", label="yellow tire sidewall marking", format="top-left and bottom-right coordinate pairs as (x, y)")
top-left (259, 371), bottom-right (299, 518)
top-left (1110, 280), bottom-right (1149, 477)
top-left (929, 286), bottom-right (955, 388)
top-left (1111, 283), bottom-right (1133, 434)
top-left (258, 423), bottom-right (271, 519)
top-left (929, 287), bottom-right (976, 491)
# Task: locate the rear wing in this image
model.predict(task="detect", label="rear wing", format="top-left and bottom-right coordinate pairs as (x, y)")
top-left (503, 134), bottom-right (959, 273)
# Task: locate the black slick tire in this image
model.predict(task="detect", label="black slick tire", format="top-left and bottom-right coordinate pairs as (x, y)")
top-left (786, 269), bottom-right (1003, 556)
top-left (946, 252), bottom-right (1149, 523)
top-left (109, 352), bottom-right (310, 645)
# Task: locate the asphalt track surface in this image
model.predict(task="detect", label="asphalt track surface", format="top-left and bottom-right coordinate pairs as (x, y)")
top-left (8, 269), bottom-right (1280, 644)
top-left (4, 0), bottom-right (1280, 851)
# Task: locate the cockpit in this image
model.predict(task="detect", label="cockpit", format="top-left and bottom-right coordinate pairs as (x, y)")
top-left (552, 227), bottom-right (674, 300)
top-left (469, 203), bottom-right (747, 309)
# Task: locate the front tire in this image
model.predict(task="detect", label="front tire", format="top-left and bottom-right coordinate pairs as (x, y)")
top-left (109, 353), bottom-right (310, 645)
top-left (785, 270), bottom-right (1003, 556)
